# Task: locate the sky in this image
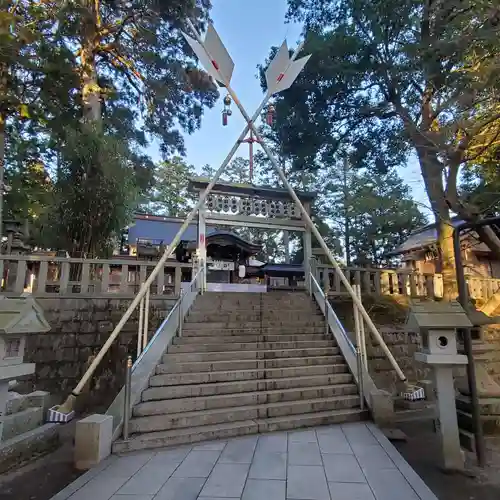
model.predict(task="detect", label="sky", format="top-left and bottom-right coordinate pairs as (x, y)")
top-left (178, 0), bottom-right (431, 217)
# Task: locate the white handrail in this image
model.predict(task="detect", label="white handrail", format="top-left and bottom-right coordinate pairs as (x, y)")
top-left (310, 273), bottom-right (406, 382)
top-left (132, 267), bottom-right (203, 370)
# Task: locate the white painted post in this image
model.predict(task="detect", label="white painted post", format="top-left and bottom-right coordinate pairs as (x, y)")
top-left (198, 195), bottom-right (207, 292)
top-left (185, 19), bottom-right (405, 382)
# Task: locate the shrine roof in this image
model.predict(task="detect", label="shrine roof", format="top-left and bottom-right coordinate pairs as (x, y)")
top-left (128, 214), bottom-right (261, 253)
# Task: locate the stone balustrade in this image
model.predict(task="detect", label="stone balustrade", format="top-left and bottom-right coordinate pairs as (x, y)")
top-left (0, 255), bottom-right (193, 297)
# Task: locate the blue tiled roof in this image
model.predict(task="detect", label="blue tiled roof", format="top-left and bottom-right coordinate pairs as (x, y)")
top-left (128, 218), bottom-right (216, 245)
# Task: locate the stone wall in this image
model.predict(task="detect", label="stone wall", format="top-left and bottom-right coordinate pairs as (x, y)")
top-left (329, 297), bottom-right (500, 393)
top-left (482, 326), bottom-right (500, 385)
top-left (366, 328), bottom-right (432, 392)
top-left (18, 297), bottom-right (176, 413)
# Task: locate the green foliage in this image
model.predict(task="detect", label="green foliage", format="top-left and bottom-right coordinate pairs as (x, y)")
top-left (142, 157), bottom-right (195, 216)
top-left (1, 0), bottom-right (219, 254)
top-left (48, 126), bottom-right (140, 257)
top-left (346, 170), bottom-right (427, 265)
top-left (282, 0), bottom-right (500, 259)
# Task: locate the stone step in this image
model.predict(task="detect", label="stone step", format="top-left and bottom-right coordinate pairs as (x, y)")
top-left (167, 340), bottom-right (335, 353)
top-left (186, 310), bottom-right (320, 322)
top-left (184, 319), bottom-right (326, 330)
top-left (172, 334), bottom-right (330, 345)
top-left (192, 304), bottom-right (316, 312)
top-left (149, 363), bottom-right (349, 386)
top-left (129, 395), bottom-right (361, 433)
top-left (113, 408), bottom-right (367, 454)
top-left (134, 383), bottom-right (359, 416)
top-left (2, 407), bottom-right (44, 441)
top-left (157, 355), bottom-right (343, 374)
top-left (143, 373), bottom-right (354, 401)
top-left (164, 347), bottom-right (340, 363)
top-left (181, 326), bottom-right (327, 336)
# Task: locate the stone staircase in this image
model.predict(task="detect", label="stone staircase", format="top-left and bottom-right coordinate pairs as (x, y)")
top-left (113, 291), bottom-right (367, 453)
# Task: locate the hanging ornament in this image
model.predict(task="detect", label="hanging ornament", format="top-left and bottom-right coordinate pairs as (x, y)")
top-left (222, 94), bottom-right (232, 126)
top-left (266, 104), bottom-right (275, 126)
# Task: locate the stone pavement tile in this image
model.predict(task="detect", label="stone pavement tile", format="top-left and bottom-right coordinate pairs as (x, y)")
top-left (328, 482), bottom-right (375, 500)
top-left (242, 479), bottom-right (286, 500)
top-left (248, 452), bottom-right (287, 480)
top-left (193, 441), bottom-right (228, 451)
top-left (198, 498), bottom-right (240, 500)
top-left (288, 442), bottom-right (322, 466)
top-left (154, 446), bottom-right (193, 462)
top-left (322, 454), bottom-right (366, 483)
top-left (219, 436), bottom-right (258, 464)
top-left (351, 444), bottom-right (395, 471)
top-left (366, 423), bottom-right (438, 500)
top-left (316, 428), bottom-right (352, 455)
top-left (341, 424), bottom-right (378, 447)
top-left (68, 475), bottom-right (129, 500)
top-left (110, 495), bottom-right (154, 500)
top-left (104, 452), bottom-right (154, 478)
top-left (116, 458), bottom-right (179, 496)
top-left (154, 476), bottom-right (205, 500)
top-left (255, 433), bottom-right (288, 454)
top-left (172, 450), bottom-right (222, 478)
top-left (363, 468), bottom-right (420, 500)
top-left (288, 430), bottom-right (317, 443)
top-left (199, 463), bottom-right (250, 498)
top-left (286, 465), bottom-right (330, 500)
top-left (51, 456), bottom-right (120, 500)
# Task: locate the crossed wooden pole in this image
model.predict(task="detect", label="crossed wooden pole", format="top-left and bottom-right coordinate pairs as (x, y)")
top-left (59, 19), bottom-right (404, 416)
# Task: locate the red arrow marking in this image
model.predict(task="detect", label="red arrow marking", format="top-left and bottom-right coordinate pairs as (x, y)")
top-left (277, 73), bottom-right (284, 82)
top-left (211, 60), bottom-right (219, 70)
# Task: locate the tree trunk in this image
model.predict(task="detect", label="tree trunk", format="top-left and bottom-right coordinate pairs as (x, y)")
top-left (342, 157), bottom-right (351, 266)
top-left (416, 145), bottom-right (458, 300)
top-left (80, 42), bottom-right (101, 124)
top-left (0, 113), bottom-right (5, 249)
top-left (80, 3), bottom-right (101, 125)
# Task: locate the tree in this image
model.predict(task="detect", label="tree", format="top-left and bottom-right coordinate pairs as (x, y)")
top-left (200, 156), bottom-right (252, 184)
top-left (142, 157), bottom-right (195, 216)
top-left (347, 170), bottom-right (427, 265)
top-left (282, 0), bottom-right (500, 297)
top-left (0, 1), bottom-right (219, 255)
top-left (0, 1), bottom-right (62, 240)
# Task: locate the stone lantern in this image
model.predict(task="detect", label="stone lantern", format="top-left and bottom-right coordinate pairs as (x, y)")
top-left (0, 296), bottom-right (50, 440)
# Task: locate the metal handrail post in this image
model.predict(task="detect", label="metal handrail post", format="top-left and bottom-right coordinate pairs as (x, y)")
top-left (178, 299), bottom-right (183, 337)
top-left (137, 294), bottom-right (144, 357)
top-left (122, 355), bottom-right (132, 440)
top-left (355, 284), bottom-right (368, 370)
top-left (143, 286), bottom-right (150, 351)
top-left (352, 294), bottom-right (365, 408)
top-left (357, 345), bottom-right (365, 410)
top-left (324, 286), bottom-right (329, 335)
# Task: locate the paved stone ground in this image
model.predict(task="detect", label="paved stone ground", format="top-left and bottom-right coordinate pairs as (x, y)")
top-left (51, 422), bottom-right (437, 500)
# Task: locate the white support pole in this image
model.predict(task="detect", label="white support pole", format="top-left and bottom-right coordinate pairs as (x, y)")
top-left (253, 124), bottom-right (406, 381)
top-left (56, 35), bottom-right (308, 414)
top-left (185, 19), bottom-right (405, 382)
top-left (198, 195), bottom-right (207, 292)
